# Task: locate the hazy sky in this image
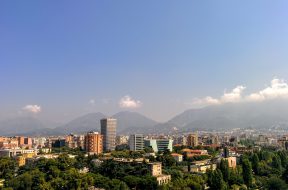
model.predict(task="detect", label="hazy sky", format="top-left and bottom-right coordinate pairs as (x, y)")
top-left (1, 1), bottom-right (288, 122)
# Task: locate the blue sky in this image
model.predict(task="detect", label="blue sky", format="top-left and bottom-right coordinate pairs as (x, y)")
top-left (1, 1), bottom-right (288, 122)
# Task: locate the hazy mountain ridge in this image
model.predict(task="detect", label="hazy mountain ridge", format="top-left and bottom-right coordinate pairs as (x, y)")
top-left (0, 117), bottom-right (46, 136)
top-left (163, 100), bottom-right (288, 132)
top-left (54, 112), bottom-right (106, 134)
top-left (2, 100), bottom-right (288, 136)
top-left (113, 111), bottom-right (158, 134)
top-left (0, 111), bottom-right (159, 136)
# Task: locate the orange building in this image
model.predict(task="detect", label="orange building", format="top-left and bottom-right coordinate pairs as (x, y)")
top-left (16, 156), bottom-right (26, 167)
top-left (0, 137), bottom-right (18, 149)
top-left (84, 132), bottom-right (103, 155)
top-left (24, 137), bottom-right (32, 146)
top-left (224, 157), bottom-right (237, 168)
top-left (187, 133), bottom-right (198, 147)
top-left (17, 136), bottom-right (25, 146)
top-left (182, 149), bottom-right (208, 158)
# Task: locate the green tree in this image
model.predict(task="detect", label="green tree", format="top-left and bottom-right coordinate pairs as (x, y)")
top-left (119, 181), bottom-right (130, 190)
top-left (144, 146), bottom-right (154, 153)
top-left (251, 153), bottom-right (259, 175)
top-left (138, 176), bottom-right (158, 190)
top-left (282, 166), bottom-right (288, 183)
top-left (266, 177), bottom-right (287, 190)
top-left (228, 168), bottom-right (243, 186)
top-left (278, 151), bottom-right (288, 168)
top-left (50, 177), bottom-right (67, 190)
top-left (123, 175), bottom-right (142, 189)
top-left (57, 154), bottom-right (75, 170)
top-left (8, 172), bottom-right (33, 190)
top-left (207, 169), bottom-right (227, 190)
top-left (185, 174), bottom-right (205, 190)
top-left (219, 159), bottom-right (230, 182)
top-left (91, 173), bottom-right (110, 189)
top-left (271, 154), bottom-right (282, 172)
top-left (0, 157), bottom-right (16, 180)
top-left (223, 147), bottom-right (229, 158)
top-left (156, 154), bottom-right (176, 167)
top-left (242, 158), bottom-right (253, 188)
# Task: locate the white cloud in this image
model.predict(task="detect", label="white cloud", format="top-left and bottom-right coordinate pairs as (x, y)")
top-left (221, 86), bottom-right (246, 103)
top-left (193, 78), bottom-right (288, 107)
top-left (22, 105), bottom-right (41, 113)
top-left (246, 78), bottom-right (288, 102)
top-left (89, 99), bottom-right (96, 105)
top-left (193, 96), bottom-right (220, 106)
top-left (119, 95), bottom-right (142, 108)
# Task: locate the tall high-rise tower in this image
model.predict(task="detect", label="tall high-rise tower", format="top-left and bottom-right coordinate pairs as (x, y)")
top-left (101, 118), bottom-right (117, 151)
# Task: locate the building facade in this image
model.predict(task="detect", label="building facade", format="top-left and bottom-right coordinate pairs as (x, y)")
top-left (148, 162), bottom-right (171, 185)
top-left (116, 135), bottom-right (129, 145)
top-left (129, 134), bottom-right (144, 151)
top-left (144, 139), bottom-right (173, 153)
top-left (187, 133), bottom-right (198, 147)
top-left (84, 132), bottom-right (103, 155)
top-left (101, 118), bottom-right (117, 151)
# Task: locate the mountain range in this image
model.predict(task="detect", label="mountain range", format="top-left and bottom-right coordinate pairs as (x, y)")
top-left (1, 100), bottom-right (288, 136)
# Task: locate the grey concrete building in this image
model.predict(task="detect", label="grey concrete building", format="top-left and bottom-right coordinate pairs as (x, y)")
top-left (100, 118), bottom-right (117, 151)
top-left (129, 134), bottom-right (144, 151)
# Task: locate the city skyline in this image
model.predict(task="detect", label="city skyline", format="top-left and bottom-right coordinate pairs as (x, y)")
top-left (2, 1), bottom-right (288, 122)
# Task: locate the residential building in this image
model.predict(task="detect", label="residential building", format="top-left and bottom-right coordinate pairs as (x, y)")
top-left (187, 133), bottom-right (198, 147)
top-left (52, 139), bottom-right (66, 148)
top-left (224, 157), bottom-right (237, 168)
top-left (101, 118), bottom-right (117, 151)
top-left (190, 163), bottom-right (217, 173)
top-left (65, 134), bottom-right (76, 148)
top-left (211, 135), bottom-right (219, 145)
top-left (177, 136), bottom-right (187, 146)
top-left (116, 135), bottom-right (129, 145)
top-left (16, 156), bottom-right (26, 167)
top-left (148, 162), bottom-right (171, 185)
top-left (33, 137), bottom-right (46, 148)
top-left (0, 137), bottom-right (18, 149)
top-left (171, 153), bottom-right (183, 162)
top-left (77, 135), bottom-right (85, 150)
top-left (17, 136), bottom-right (25, 146)
top-left (24, 137), bottom-right (32, 147)
top-left (182, 149), bottom-right (208, 158)
top-left (84, 131), bottom-right (103, 155)
top-left (0, 148), bottom-right (37, 158)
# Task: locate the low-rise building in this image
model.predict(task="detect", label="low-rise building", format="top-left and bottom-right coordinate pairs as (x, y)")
top-left (171, 153), bottom-right (183, 162)
top-left (148, 162), bottom-right (171, 185)
top-left (190, 163), bottom-right (217, 173)
top-left (184, 159), bottom-right (217, 174)
top-left (224, 157), bottom-right (237, 168)
top-left (182, 149), bottom-right (208, 158)
top-left (16, 156), bottom-right (26, 167)
top-left (0, 148), bottom-right (37, 158)
top-left (40, 148), bottom-right (51, 154)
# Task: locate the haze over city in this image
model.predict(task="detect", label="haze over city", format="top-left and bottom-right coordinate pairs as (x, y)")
top-left (1, 1), bottom-right (288, 123)
top-left (3, 1), bottom-right (288, 190)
